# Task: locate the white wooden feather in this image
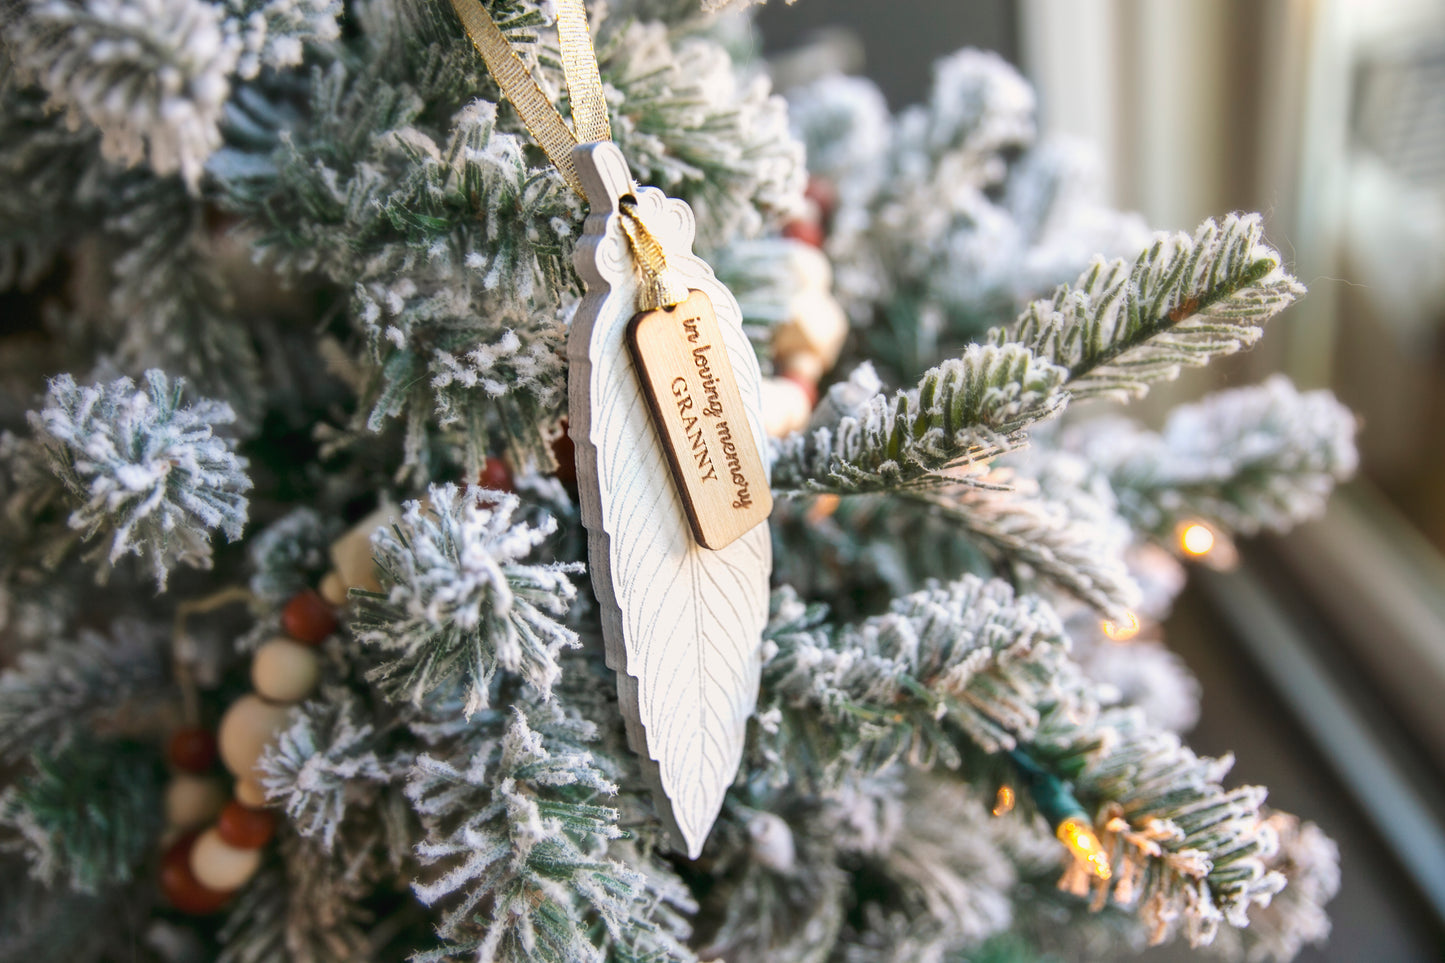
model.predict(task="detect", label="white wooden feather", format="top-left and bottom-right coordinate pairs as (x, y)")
top-left (568, 142), bottom-right (771, 858)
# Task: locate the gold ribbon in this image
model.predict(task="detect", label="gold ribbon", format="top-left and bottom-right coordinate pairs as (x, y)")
top-left (447, 0), bottom-right (602, 198)
top-left (447, 0), bottom-right (686, 310)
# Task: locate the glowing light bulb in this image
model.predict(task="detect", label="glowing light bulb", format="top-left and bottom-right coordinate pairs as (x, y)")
top-left (1100, 610), bottom-right (1141, 642)
top-left (1178, 522), bottom-right (1216, 557)
top-left (992, 785), bottom-right (1016, 817)
top-left (1057, 817), bottom-right (1112, 881)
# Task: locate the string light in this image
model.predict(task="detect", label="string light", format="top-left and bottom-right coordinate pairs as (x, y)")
top-left (806, 493), bottom-right (841, 523)
top-left (1100, 610), bottom-right (1140, 642)
top-left (1174, 519), bottom-right (1239, 570)
top-left (1056, 817), bottom-right (1112, 881)
top-left (992, 785), bottom-right (1016, 817)
top-left (1178, 521), bottom-right (1216, 557)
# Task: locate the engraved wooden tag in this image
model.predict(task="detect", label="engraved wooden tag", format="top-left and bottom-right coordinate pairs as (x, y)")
top-left (627, 290), bottom-right (773, 550)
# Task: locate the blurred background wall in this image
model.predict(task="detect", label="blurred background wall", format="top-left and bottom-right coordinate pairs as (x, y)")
top-left (758, 1), bottom-right (1445, 959)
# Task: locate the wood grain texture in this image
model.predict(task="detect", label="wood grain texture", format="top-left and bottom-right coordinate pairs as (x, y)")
top-left (628, 290), bottom-right (773, 550)
top-left (569, 142), bottom-right (771, 858)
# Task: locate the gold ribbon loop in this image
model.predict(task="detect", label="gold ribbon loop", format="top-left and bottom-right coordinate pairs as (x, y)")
top-left (447, 0), bottom-right (608, 199)
top-left (618, 197), bottom-right (689, 310)
top-left (555, 0), bottom-right (611, 147)
top-left (448, 0), bottom-right (684, 309)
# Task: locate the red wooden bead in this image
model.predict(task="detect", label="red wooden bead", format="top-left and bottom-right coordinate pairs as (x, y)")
top-left (217, 801), bottom-right (277, 849)
top-left (477, 456), bottom-right (513, 493)
top-left (160, 832), bottom-right (233, 914)
top-left (551, 421), bottom-right (578, 497)
top-left (782, 218), bottom-right (826, 248)
top-left (281, 589), bottom-right (337, 645)
top-left (167, 728), bottom-right (218, 773)
top-left (804, 176), bottom-right (838, 221)
top-left (780, 371), bottom-right (819, 407)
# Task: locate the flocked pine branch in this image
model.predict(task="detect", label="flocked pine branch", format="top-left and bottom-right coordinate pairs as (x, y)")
top-left (599, 18), bottom-right (805, 247)
top-left (786, 50), bottom-right (1149, 371)
top-left (761, 577), bottom-right (1076, 783)
top-left (1081, 375), bottom-right (1358, 540)
top-left (1206, 811), bottom-right (1340, 963)
top-left (257, 686), bottom-right (397, 850)
top-left (0, 737), bottom-right (162, 893)
top-left (352, 483), bottom-right (581, 716)
top-left (825, 775), bottom-right (1025, 961)
top-left (0, 619), bottom-right (168, 762)
top-left (0, 59), bottom-right (108, 291)
top-left (990, 214), bottom-right (1304, 402)
top-left (406, 703), bottom-right (669, 963)
top-left (103, 178), bottom-right (267, 422)
top-left (1035, 707), bottom-right (1291, 950)
top-left (910, 466), bottom-right (1139, 616)
top-left (770, 343), bottom-right (1068, 494)
top-left (0, 0), bottom-right (238, 187)
top-left (18, 369), bottom-right (251, 586)
top-left (760, 576), bottom-right (1331, 953)
top-left (690, 802), bottom-right (850, 963)
top-left (216, 834), bottom-right (374, 963)
top-left (224, 0), bottom-right (341, 81)
top-left (0, 0), bottom-right (342, 188)
top-left (216, 69), bottom-right (581, 470)
top-left (247, 507), bottom-right (341, 605)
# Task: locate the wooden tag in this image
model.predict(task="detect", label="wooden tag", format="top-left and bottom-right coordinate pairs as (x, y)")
top-left (627, 290), bottom-right (773, 550)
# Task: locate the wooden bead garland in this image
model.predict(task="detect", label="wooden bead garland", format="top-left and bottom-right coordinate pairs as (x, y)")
top-left (164, 773), bottom-right (228, 830)
top-left (217, 694), bottom-right (292, 780)
top-left (251, 638), bottom-right (321, 703)
top-left (157, 484), bottom-right (513, 913)
top-left (234, 776), bottom-right (268, 809)
top-left (160, 558), bottom-right (358, 913)
top-left (191, 826), bottom-right (263, 891)
top-left (280, 589), bottom-right (338, 645)
top-left (760, 190), bottom-right (850, 441)
top-left (217, 800), bottom-right (277, 848)
top-left (160, 831), bottom-right (233, 915)
top-left (167, 727), bottom-right (218, 773)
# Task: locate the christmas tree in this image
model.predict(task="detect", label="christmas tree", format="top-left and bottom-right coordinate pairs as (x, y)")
top-left (0, 0), bottom-right (1355, 961)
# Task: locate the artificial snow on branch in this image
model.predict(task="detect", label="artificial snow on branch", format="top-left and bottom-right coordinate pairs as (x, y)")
top-left (0, 619), bottom-right (168, 762)
top-left (910, 462), bottom-right (1140, 616)
top-left (18, 369), bottom-right (251, 586)
top-left (770, 343), bottom-right (1068, 494)
top-left (216, 835), bottom-right (375, 963)
top-left (1037, 707), bottom-right (1289, 949)
top-left (1, 0), bottom-right (238, 187)
top-left (352, 483), bottom-right (581, 716)
top-left (0, 0), bottom-right (342, 188)
top-left (992, 214), bottom-right (1304, 403)
top-left (407, 704), bottom-right (680, 963)
top-left (0, 737), bottom-right (162, 893)
top-left (761, 577), bottom-right (1075, 782)
top-left (1080, 375), bottom-right (1358, 540)
top-left (786, 50), bottom-right (1149, 374)
top-left (257, 687), bottom-right (397, 850)
top-left (1206, 811), bottom-right (1341, 963)
top-left (600, 19), bottom-right (806, 247)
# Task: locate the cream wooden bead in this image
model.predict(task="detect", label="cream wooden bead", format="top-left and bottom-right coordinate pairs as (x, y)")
top-left (776, 349), bottom-right (826, 386)
top-left (328, 508), bottom-right (391, 593)
top-left (785, 242), bottom-right (833, 292)
top-left (759, 377), bottom-right (813, 439)
top-left (773, 290), bottom-right (849, 369)
top-left (218, 694), bottom-right (291, 779)
top-left (235, 776), bottom-right (268, 808)
top-left (164, 774), bottom-right (228, 830)
top-left (190, 827), bottom-right (262, 892)
top-left (251, 638), bottom-right (321, 704)
top-left (318, 570), bottom-right (349, 607)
